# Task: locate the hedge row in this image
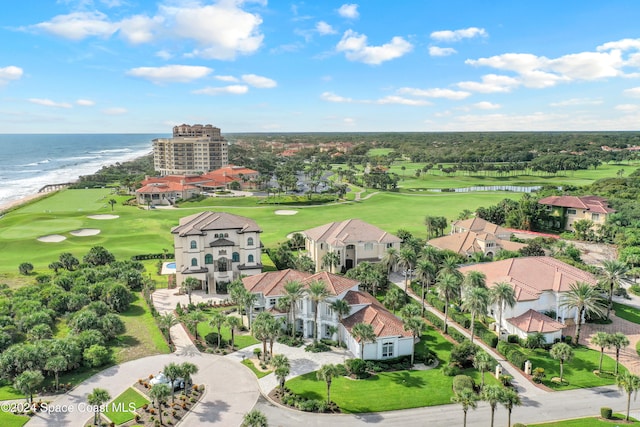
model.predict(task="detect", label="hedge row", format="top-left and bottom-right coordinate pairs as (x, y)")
top-left (131, 253), bottom-right (175, 261)
top-left (497, 341), bottom-right (528, 370)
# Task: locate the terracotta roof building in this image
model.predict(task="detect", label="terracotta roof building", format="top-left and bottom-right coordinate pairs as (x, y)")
top-left (538, 195), bottom-right (615, 232)
top-left (304, 219), bottom-right (401, 273)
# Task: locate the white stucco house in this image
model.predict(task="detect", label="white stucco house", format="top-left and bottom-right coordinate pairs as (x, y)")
top-left (242, 268), bottom-right (414, 360)
top-left (171, 211), bottom-right (263, 293)
top-left (458, 256), bottom-right (599, 343)
top-left (303, 219), bottom-right (402, 273)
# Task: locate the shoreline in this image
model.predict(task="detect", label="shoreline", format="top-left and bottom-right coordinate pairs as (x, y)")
top-left (0, 191), bottom-right (58, 214)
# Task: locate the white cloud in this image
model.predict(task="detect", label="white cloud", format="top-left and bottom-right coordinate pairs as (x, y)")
top-left (429, 46), bottom-right (456, 57)
top-left (28, 98), bottom-right (72, 108)
top-left (165, 2), bottom-right (264, 60)
top-left (338, 4), bottom-right (359, 19)
top-left (549, 98), bottom-right (603, 107)
top-left (127, 65), bottom-right (213, 84)
top-left (241, 74), bottom-right (276, 88)
top-left (321, 92), bottom-right (353, 103)
top-left (457, 74), bottom-right (520, 93)
top-left (0, 66), bottom-right (23, 85)
top-left (336, 30), bottom-right (413, 65)
top-left (471, 101), bottom-right (500, 110)
top-left (102, 107), bottom-right (127, 115)
top-left (215, 75), bottom-right (239, 82)
top-left (430, 27), bottom-right (487, 42)
top-left (397, 87), bottom-right (470, 100)
top-left (76, 99), bottom-right (95, 106)
top-left (155, 50), bottom-right (172, 60)
top-left (624, 87), bottom-right (640, 97)
top-left (597, 38), bottom-right (640, 52)
top-left (316, 21), bottom-right (337, 35)
top-left (193, 85), bottom-right (249, 95)
top-left (32, 11), bottom-right (117, 40)
top-left (615, 104), bottom-right (640, 112)
top-left (375, 96), bottom-right (430, 106)
top-left (343, 117), bottom-right (355, 125)
top-left (118, 14), bottom-right (163, 44)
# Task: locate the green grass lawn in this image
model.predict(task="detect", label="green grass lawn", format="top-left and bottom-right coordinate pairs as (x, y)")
top-left (103, 387), bottom-right (150, 425)
top-left (241, 358), bottom-right (272, 378)
top-left (286, 326), bottom-right (499, 413)
top-left (0, 411), bottom-right (29, 427)
top-left (0, 380), bottom-right (25, 401)
top-left (521, 346), bottom-right (623, 390)
top-left (612, 302), bottom-right (640, 324)
top-left (529, 414), bottom-right (640, 426)
top-left (112, 293), bottom-right (171, 363)
top-left (0, 188), bottom-right (519, 279)
top-left (196, 309), bottom-right (259, 350)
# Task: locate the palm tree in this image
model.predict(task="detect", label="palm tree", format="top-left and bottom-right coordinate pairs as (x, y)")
top-left (384, 286), bottom-right (406, 314)
top-left (308, 281), bottom-right (330, 343)
top-left (108, 198), bottom-right (116, 211)
top-left (381, 248), bottom-right (399, 275)
top-left (591, 331), bottom-right (612, 373)
top-left (87, 387), bottom-right (111, 426)
top-left (436, 272), bottom-right (462, 334)
top-left (560, 281), bottom-right (606, 345)
top-left (500, 388), bottom-right (522, 427)
top-left (158, 312), bottom-right (179, 344)
top-left (601, 260), bottom-right (629, 320)
top-left (317, 364), bottom-right (340, 405)
top-left (403, 316), bottom-right (424, 366)
top-left (252, 312), bottom-right (273, 360)
top-left (425, 216), bottom-right (437, 239)
top-left (209, 310), bottom-right (226, 348)
top-left (473, 351), bottom-right (493, 388)
top-left (180, 362), bottom-right (199, 395)
top-left (242, 409), bottom-right (269, 427)
top-left (14, 370), bottom-right (44, 405)
top-left (397, 248), bottom-right (417, 294)
top-left (490, 282), bottom-right (516, 340)
top-left (149, 383), bottom-right (171, 425)
top-left (617, 371), bottom-right (640, 421)
top-left (321, 251), bottom-right (341, 273)
top-left (415, 258), bottom-right (436, 316)
top-left (266, 316), bottom-right (283, 358)
top-left (610, 332), bottom-right (630, 375)
top-left (461, 286), bottom-right (489, 344)
top-left (181, 277), bottom-right (200, 305)
top-left (242, 291), bottom-right (258, 330)
top-left (45, 355), bottom-right (67, 391)
top-left (481, 384), bottom-right (503, 427)
top-left (163, 362), bottom-right (182, 403)
top-left (331, 299), bottom-right (351, 346)
top-left (184, 310), bottom-right (206, 341)
top-left (226, 316), bottom-right (242, 350)
top-left (351, 322), bottom-right (376, 360)
top-left (283, 280), bottom-right (305, 337)
top-left (420, 245), bottom-right (441, 265)
top-left (463, 270), bottom-right (487, 291)
top-left (451, 388), bottom-right (478, 427)
top-left (550, 342), bottom-right (574, 383)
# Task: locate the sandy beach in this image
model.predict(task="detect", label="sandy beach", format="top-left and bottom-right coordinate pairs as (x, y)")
top-left (0, 192), bottom-right (53, 214)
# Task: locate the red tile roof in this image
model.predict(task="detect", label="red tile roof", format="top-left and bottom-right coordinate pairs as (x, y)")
top-left (428, 231), bottom-right (526, 255)
top-left (458, 256), bottom-right (598, 302)
top-left (137, 181), bottom-right (198, 193)
top-left (303, 271), bottom-right (359, 296)
top-left (342, 291), bottom-right (412, 339)
top-left (304, 219), bottom-right (401, 246)
top-left (507, 309), bottom-right (566, 333)
top-left (242, 269), bottom-right (359, 297)
top-left (538, 195), bottom-right (615, 214)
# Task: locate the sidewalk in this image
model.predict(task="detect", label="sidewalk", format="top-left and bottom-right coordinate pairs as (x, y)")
top-left (388, 272), bottom-right (547, 397)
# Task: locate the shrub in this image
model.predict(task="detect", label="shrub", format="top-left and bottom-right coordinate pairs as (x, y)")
top-left (253, 348), bottom-right (262, 358)
top-left (601, 407), bottom-right (612, 419)
top-left (305, 342), bottom-right (330, 353)
top-left (345, 358), bottom-right (368, 378)
top-left (499, 375), bottom-right (513, 386)
top-left (513, 424), bottom-right (528, 427)
top-left (507, 334), bottom-right (520, 344)
top-left (564, 336), bottom-right (573, 345)
top-left (450, 312), bottom-right (471, 328)
top-left (482, 330), bottom-right (499, 348)
top-left (532, 367), bottom-right (545, 383)
top-left (442, 364), bottom-right (461, 376)
top-left (448, 328), bottom-right (467, 343)
top-left (629, 284), bottom-right (640, 296)
top-left (450, 341), bottom-right (479, 368)
top-left (452, 375), bottom-right (475, 393)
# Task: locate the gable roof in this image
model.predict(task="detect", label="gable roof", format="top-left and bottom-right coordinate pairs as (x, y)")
top-left (452, 217), bottom-right (509, 235)
top-left (136, 181), bottom-right (198, 194)
top-left (507, 309), bottom-right (566, 334)
top-left (428, 231), bottom-right (526, 255)
top-left (304, 219), bottom-right (401, 246)
top-left (341, 290), bottom-right (411, 339)
top-left (171, 211), bottom-right (262, 236)
top-left (242, 269), bottom-right (359, 297)
top-left (537, 195), bottom-right (615, 214)
top-left (458, 256), bottom-right (598, 302)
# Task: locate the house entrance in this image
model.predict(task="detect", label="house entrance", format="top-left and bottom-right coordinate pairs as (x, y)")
top-left (345, 259), bottom-right (354, 270)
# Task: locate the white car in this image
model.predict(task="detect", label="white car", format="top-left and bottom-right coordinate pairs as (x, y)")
top-left (149, 373), bottom-right (185, 390)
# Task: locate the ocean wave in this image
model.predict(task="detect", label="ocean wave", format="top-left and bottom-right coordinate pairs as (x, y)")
top-left (23, 159), bottom-right (51, 166)
top-left (89, 148), bottom-right (133, 154)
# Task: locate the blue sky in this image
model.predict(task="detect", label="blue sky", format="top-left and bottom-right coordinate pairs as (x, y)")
top-left (2, 0), bottom-right (640, 133)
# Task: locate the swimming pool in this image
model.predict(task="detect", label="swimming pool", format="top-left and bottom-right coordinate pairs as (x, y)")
top-left (167, 262), bottom-right (176, 269)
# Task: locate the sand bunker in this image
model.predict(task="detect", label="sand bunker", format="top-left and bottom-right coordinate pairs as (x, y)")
top-left (37, 234), bottom-right (67, 243)
top-left (70, 228), bottom-right (101, 237)
top-left (274, 210), bottom-right (298, 216)
top-left (87, 214), bottom-right (119, 220)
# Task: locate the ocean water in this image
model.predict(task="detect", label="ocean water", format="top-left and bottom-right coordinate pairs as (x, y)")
top-left (0, 134), bottom-right (166, 207)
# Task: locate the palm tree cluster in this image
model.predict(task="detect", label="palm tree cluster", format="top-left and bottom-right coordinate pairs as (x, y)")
top-left (591, 331), bottom-right (630, 375)
top-left (451, 383), bottom-right (521, 427)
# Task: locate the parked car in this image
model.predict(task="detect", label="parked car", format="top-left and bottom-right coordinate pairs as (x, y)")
top-left (149, 373), bottom-right (185, 390)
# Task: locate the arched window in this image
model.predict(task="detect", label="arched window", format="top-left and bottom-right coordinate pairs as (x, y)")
top-left (191, 258), bottom-right (198, 266)
top-left (205, 254), bottom-right (213, 264)
top-left (225, 233), bottom-right (229, 238)
top-left (214, 233), bottom-right (219, 238)
top-left (232, 252), bottom-right (240, 263)
top-left (247, 237), bottom-right (254, 246)
top-left (248, 254), bottom-right (255, 263)
top-left (218, 258), bottom-right (228, 272)
top-left (190, 240), bottom-right (197, 249)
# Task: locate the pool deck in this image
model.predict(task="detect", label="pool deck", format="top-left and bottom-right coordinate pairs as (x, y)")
top-left (160, 261), bottom-right (176, 275)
